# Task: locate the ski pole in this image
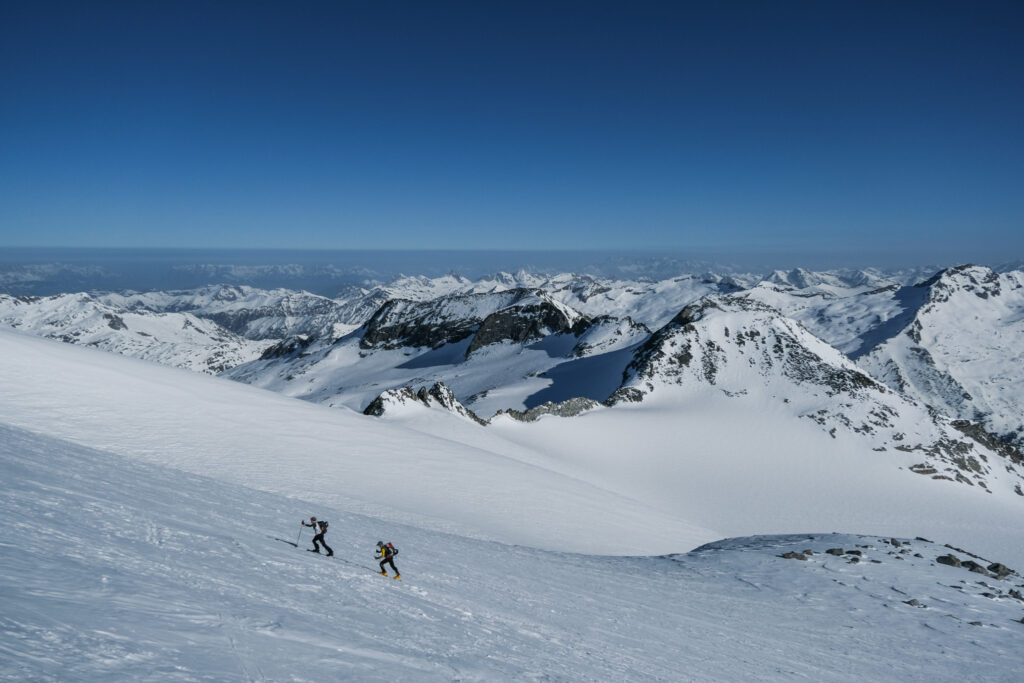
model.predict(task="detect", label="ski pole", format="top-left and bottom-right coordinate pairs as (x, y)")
top-left (296, 524), bottom-right (303, 546)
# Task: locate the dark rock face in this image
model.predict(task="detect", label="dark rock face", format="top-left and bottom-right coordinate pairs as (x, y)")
top-left (359, 289), bottom-right (582, 353)
top-left (103, 313), bottom-right (127, 330)
top-left (360, 297), bottom-right (481, 350)
top-left (259, 335), bottom-right (314, 360)
top-left (467, 300), bottom-right (578, 356)
top-left (604, 387), bottom-right (645, 406)
top-left (936, 554), bottom-right (962, 568)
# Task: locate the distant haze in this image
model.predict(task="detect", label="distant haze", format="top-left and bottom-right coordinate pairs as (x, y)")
top-left (0, 247), bottom-right (981, 296)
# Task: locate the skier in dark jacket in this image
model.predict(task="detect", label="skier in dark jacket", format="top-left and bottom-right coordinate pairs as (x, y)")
top-left (302, 516), bottom-right (333, 556)
top-left (375, 541), bottom-right (399, 578)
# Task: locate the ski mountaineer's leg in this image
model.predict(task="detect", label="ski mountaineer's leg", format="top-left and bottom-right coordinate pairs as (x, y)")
top-left (378, 558), bottom-right (388, 575)
top-left (322, 538), bottom-right (333, 556)
top-left (312, 533), bottom-right (323, 553)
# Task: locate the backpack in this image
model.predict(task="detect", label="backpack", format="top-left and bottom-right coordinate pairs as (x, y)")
top-left (318, 520), bottom-right (328, 532)
top-left (387, 542), bottom-right (398, 556)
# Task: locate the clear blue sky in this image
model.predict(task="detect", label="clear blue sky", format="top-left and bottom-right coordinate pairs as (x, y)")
top-left (1, 1), bottom-right (1021, 262)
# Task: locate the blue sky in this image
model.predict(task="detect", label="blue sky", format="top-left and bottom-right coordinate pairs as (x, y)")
top-left (1, 1), bottom-right (1022, 263)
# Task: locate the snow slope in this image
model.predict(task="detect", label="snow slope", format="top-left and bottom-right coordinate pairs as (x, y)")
top-left (4, 424), bottom-right (1024, 681)
top-left (0, 327), bottom-right (708, 556)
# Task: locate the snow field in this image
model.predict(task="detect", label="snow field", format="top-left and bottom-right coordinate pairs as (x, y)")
top-left (4, 425), bottom-right (1024, 681)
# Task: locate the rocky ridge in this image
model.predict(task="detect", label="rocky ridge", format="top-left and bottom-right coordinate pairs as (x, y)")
top-left (362, 382), bottom-right (487, 425)
top-left (605, 294), bottom-right (1024, 494)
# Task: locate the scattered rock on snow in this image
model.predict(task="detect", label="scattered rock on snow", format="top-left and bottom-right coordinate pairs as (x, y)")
top-left (987, 563), bottom-right (1014, 579)
top-left (962, 560), bottom-right (993, 576)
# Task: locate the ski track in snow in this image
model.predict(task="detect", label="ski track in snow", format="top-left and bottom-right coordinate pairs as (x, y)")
top-left (3, 424), bottom-right (1024, 681)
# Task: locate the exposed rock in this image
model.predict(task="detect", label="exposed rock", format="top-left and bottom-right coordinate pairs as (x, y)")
top-left (780, 551), bottom-right (808, 561)
top-left (359, 289), bottom-right (586, 354)
top-left (987, 563), bottom-right (1015, 579)
top-left (961, 560), bottom-right (992, 576)
top-left (825, 548), bottom-right (845, 556)
top-left (950, 420), bottom-right (1024, 466)
top-left (363, 382), bottom-right (486, 425)
top-left (604, 387), bottom-right (645, 406)
top-left (936, 554), bottom-right (962, 568)
top-left (103, 313), bottom-right (127, 330)
top-left (259, 335), bottom-right (314, 360)
top-left (363, 387), bottom-right (417, 417)
top-left (418, 383), bottom-right (488, 425)
top-left (500, 397), bottom-right (601, 423)
top-left (467, 298), bottom-right (581, 356)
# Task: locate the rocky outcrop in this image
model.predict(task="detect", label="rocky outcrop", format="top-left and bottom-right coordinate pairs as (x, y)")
top-left (613, 296), bottom-right (882, 401)
top-left (497, 397), bottom-right (601, 422)
top-left (259, 335), bottom-right (314, 360)
top-left (361, 289), bottom-right (539, 351)
top-left (467, 299), bottom-right (584, 356)
top-left (363, 382), bottom-right (486, 425)
top-left (360, 288), bottom-right (587, 355)
top-left (600, 294), bottom-right (1024, 495)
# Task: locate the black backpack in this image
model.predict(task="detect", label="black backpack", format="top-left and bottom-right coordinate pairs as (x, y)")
top-left (318, 520), bottom-right (328, 532)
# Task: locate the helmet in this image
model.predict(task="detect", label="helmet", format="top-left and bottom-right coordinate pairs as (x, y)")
top-left (310, 517), bottom-right (316, 521)
top-left (376, 541), bottom-right (384, 547)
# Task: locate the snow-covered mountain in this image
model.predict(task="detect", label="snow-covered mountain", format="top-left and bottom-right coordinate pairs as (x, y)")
top-left (99, 285), bottom-right (361, 340)
top-left (856, 266), bottom-right (1024, 450)
top-left (3, 264), bottom-right (1023, 464)
top-left (607, 295), bottom-right (1024, 495)
top-left (0, 292), bottom-right (270, 374)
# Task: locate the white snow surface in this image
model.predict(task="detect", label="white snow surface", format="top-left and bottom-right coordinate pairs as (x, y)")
top-left (3, 424), bottom-right (1024, 681)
